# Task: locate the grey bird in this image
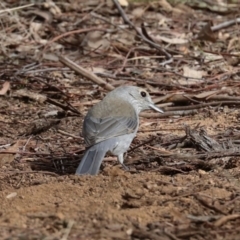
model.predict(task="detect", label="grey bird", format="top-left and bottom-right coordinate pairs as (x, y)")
top-left (76, 86), bottom-right (163, 175)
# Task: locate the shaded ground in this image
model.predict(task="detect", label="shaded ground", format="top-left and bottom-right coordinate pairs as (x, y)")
top-left (1, 0), bottom-right (240, 239)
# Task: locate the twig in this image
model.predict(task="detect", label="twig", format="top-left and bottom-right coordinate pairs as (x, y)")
top-left (152, 166), bottom-right (188, 174)
top-left (212, 18), bottom-right (240, 31)
top-left (57, 130), bottom-right (82, 139)
top-left (61, 220), bottom-right (75, 240)
top-left (0, 143), bottom-right (12, 149)
top-left (193, 193), bottom-right (226, 215)
top-left (0, 3), bottom-right (34, 14)
top-left (140, 109), bottom-right (198, 118)
top-left (164, 101), bottom-right (240, 111)
top-left (187, 214), bottom-right (222, 223)
top-left (22, 67), bottom-right (70, 74)
top-left (58, 55), bottom-right (114, 91)
top-left (129, 136), bottom-right (156, 152)
top-left (131, 229), bottom-right (166, 240)
top-left (164, 230), bottom-right (180, 240)
top-left (22, 135), bottom-right (32, 151)
top-left (46, 98), bottom-right (80, 115)
top-left (33, 76), bottom-right (69, 97)
top-left (15, 174), bottom-right (24, 188)
top-left (214, 214), bottom-right (240, 227)
top-left (155, 94), bottom-right (240, 105)
top-left (116, 47), bottom-right (136, 75)
top-left (95, 71), bottom-right (205, 88)
top-left (4, 171), bottom-right (59, 176)
top-left (112, 0), bottom-right (171, 59)
top-left (73, 100), bottom-right (99, 106)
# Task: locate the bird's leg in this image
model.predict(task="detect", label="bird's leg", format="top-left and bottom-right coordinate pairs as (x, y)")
top-left (117, 153), bottom-right (129, 171)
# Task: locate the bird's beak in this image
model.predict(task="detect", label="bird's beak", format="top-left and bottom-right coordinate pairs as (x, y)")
top-left (149, 103), bottom-right (164, 113)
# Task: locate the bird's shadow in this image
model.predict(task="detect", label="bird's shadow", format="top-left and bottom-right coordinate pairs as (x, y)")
top-left (28, 153), bottom-right (82, 175)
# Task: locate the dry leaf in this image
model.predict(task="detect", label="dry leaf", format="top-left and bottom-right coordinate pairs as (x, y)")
top-left (195, 90), bottom-right (220, 99)
top-left (6, 192), bottom-right (17, 199)
top-left (158, 0), bottom-right (173, 12)
top-left (43, 0), bottom-right (62, 15)
top-left (0, 141), bottom-right (20, 167)
top-left (224, 54), bottom-right (240, 67)
top-left (202, 52), bottom-right (223, 63)
top-left (177, 66), bottom-right (205, 85)
top-left (198, 169), bottom-right (207, 175)
top-left (30, 22), bottom-right (42, 34)
top-left (183, 66), bottom-right (204, 79)
top-left (174, 3), bottom-right (194, 15)
top-left (154, 35), bottom-right (188, 44)
top-left (14, 89), bottom-right (47, 103)
top-left (81, 31), bottom-right (110, 55)
top-left (132, 7), bottom-right (145, 19)
top-left (227, 37), bottom-right (240, 52)
top-left (30, 22), bottom-right (42, 41)
top-left (0, 81), bottom-right (10, 95)
top-left (118, 0), bottom-right (128, 7)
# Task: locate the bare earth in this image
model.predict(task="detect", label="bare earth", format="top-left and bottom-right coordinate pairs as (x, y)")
top-left (1, 94), bottom-right (240, 239)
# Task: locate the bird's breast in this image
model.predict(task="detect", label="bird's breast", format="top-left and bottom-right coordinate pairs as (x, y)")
top-left (110, 133), bottom-right (136, 156)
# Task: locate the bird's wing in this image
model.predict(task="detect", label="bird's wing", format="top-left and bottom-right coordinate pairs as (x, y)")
top-left (82, 101), bottom-right (138, 147)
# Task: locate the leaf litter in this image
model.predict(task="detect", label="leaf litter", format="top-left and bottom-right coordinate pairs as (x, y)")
top-left (0, 0), bottom-right (240, 239)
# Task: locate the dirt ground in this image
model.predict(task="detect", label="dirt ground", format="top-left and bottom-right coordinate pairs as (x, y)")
top-left (1, 0), bottom-right (240, 239)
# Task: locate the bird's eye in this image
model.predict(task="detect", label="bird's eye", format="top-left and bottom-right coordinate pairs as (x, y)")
top-left (140, 91), bottom-right (147, 97)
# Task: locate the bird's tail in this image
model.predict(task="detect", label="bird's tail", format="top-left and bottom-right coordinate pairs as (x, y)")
top-left (75, 140), bottom-right (114, 175)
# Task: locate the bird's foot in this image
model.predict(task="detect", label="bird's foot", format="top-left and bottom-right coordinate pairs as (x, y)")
top-left (121, 163), bottom-right (130, 171)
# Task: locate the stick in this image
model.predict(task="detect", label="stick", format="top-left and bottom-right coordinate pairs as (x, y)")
top-left (58, 55), bottom-right (114, 91)
top-left (112, 0), bottom-right (171, 59)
